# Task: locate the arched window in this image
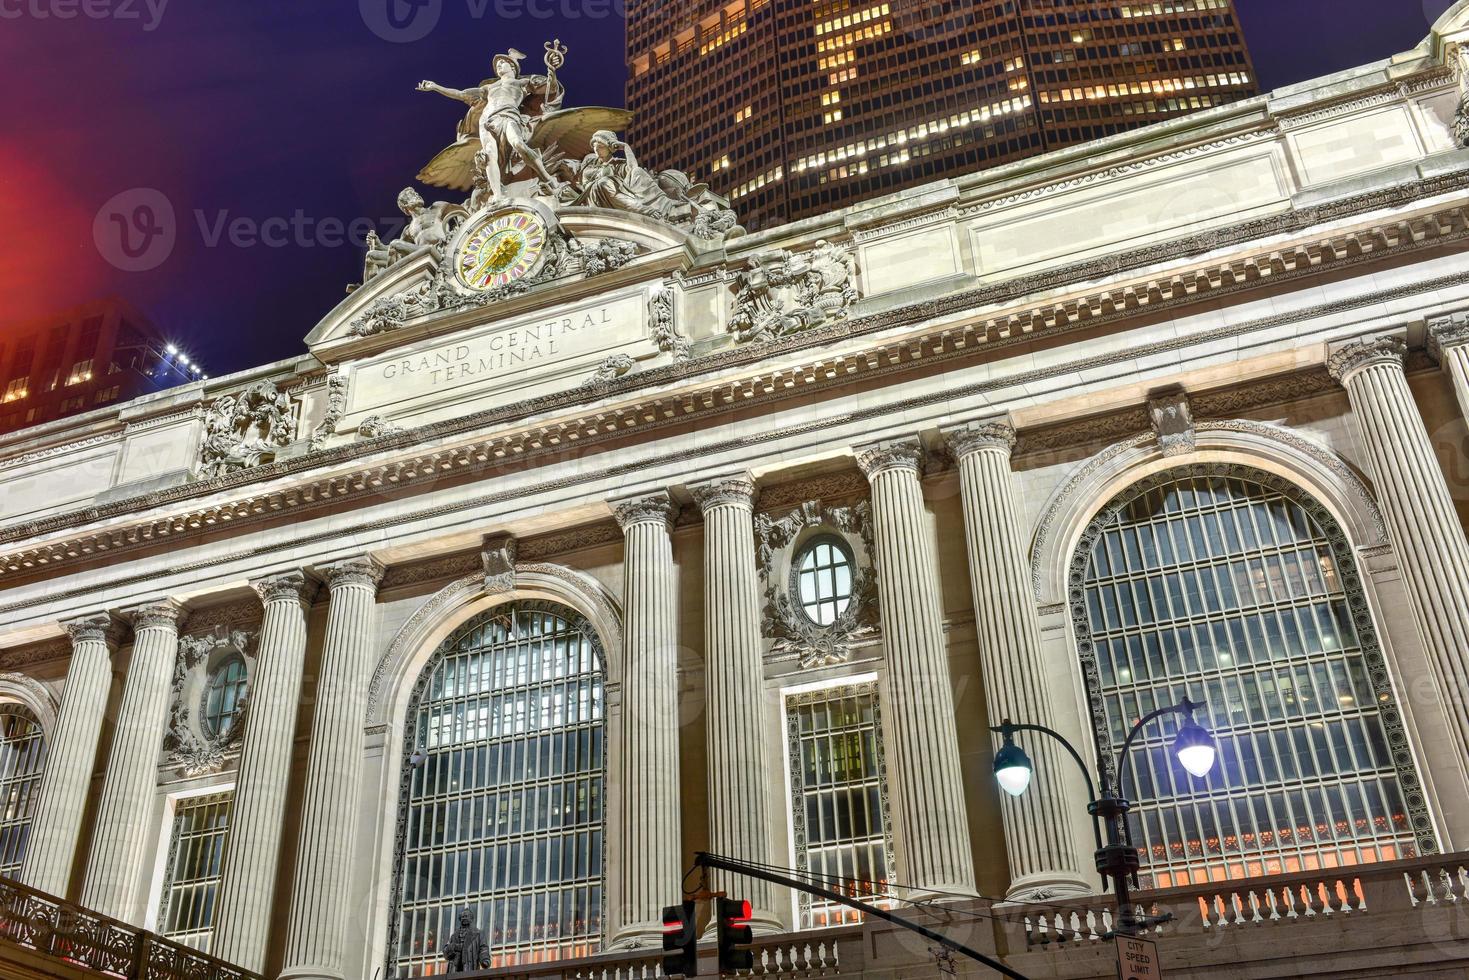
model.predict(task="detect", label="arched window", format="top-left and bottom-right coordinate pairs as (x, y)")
top-left (0, 703), bottom-right (47, 877)
top-left (794, 535), bottom-right (856, 626)
top-left (388, 602), bottom-right (606, 978)
top-left (1070, 465), bottom-right (1433, 888)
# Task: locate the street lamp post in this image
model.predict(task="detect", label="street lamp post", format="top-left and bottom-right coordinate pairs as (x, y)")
top-left (990, 695), bottom-right (1217, 937)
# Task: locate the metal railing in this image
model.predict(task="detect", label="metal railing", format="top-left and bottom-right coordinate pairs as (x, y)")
top-left (0, 875), bottom-right (259, 980)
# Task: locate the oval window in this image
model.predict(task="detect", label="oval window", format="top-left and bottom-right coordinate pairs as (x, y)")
top-left (202, 657), bottom-right (248, 738)
top-left (795, 535), bottom-right (855, 626)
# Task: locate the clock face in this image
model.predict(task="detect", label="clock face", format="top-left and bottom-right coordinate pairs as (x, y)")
top-left (456, 209), bottom-right (548, 291)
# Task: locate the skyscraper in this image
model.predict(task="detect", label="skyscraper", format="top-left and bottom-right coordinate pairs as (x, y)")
top-left (626, 0), bottom-right (1259, 229)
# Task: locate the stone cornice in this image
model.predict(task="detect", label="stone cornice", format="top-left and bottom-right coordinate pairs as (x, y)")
top-left (855, 439), bottom-right (924, 479)
top-left (611, 491), bottom-right (678, 530)
top-left (2, 257), bottom-right (1469, 593)
top-left (688, 474), bottom-right (758, 513)
top-left (943, 421), bottom-right (1016, 459)
top-left (1327, 335), bottom-right (1409, 385)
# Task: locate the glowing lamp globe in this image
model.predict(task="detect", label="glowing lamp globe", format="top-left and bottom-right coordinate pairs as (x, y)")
top-left (1173, 720), bottom-right (1217, 779)
top-left (993, 740), bottom-right (1034, 798)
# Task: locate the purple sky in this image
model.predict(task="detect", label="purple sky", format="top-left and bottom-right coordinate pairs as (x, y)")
top-left (0, 0), bottom-right (1454, 376)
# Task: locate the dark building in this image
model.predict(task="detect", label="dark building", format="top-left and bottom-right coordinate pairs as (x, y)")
top-left (0, 298), bottom-right (203, 436)
top-left (626, 0), bottom-right (1259, 229)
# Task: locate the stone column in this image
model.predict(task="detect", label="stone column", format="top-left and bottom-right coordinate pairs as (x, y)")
top-left (944, 421), bottom-right (1090, 900)
top-left (690, 475), bottom-right (782, 934)
top-left (19, 614), bottom-right (117, 897)
top-left (1429, 312), bottom-right (1469, 420)
top-left (1329, 335), bottom-right (1469, 776)
top-left (855, 439), bottom-right (978, 899)
top-left (80, 601), bottom-right (186, 921)
top-left (212, 572), bottom-right (315, 975)
top-left (281, 557), bottom-right (385, 980)
top-left (610, 492), bottom-right (682, 947)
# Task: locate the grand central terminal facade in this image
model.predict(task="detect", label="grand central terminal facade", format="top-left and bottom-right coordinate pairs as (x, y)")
top-left (7, 8), bottom-right (1469, 980)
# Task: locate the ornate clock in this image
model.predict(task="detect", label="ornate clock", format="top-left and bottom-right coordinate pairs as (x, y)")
top-left (454, 207), bottom-right (551, 292)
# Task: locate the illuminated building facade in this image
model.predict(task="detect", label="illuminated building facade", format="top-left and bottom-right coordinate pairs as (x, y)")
top-left (0, 298), bottom-right (203, 436)
top-left (627, 0), bottom-right (1258, 228)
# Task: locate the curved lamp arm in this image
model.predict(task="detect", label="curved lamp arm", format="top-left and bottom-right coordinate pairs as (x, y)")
top-left (1113, 695), bottom-right (1204, 801)
top-left (991, 720), bottom-right (1104, 855)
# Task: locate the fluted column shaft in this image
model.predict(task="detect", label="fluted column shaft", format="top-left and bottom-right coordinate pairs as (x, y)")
top-left (856, 440), bottom-right (977, 898)
top-left (80, 602), bottom-right (185, 920)
top-left (282, 558), bottom-right (385, 980)
top-left (691, 476), bottom-right (781, 932)
top-left (1430, 314), bottom-right (1469, 421)
top-left (946, 423), bottom-right (1089, 900)
top-left (20, 615), bottom-right (117, 897)
top-left (213, 572), bottom-right (315, 974)
top-left (610, 492), bottom-right (682, 947)
top-left (1330, 336), bottom-right (1469, 776)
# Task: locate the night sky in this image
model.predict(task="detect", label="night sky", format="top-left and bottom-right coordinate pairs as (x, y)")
top-left (0, 0), bottom-right (1455, 377)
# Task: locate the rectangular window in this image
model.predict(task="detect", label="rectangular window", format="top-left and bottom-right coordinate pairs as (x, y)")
top-left (66, 358), bottom-right (94, 386)
top-left (786, 682), bottom-right (893, 929)
top-left (2, 378), bottom-right (26, 403)
top-left (158, 791), bottom-right (234, 952)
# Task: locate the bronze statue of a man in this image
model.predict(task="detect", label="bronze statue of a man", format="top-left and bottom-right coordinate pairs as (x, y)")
top-left (440, 908), bottom-right (490, 974)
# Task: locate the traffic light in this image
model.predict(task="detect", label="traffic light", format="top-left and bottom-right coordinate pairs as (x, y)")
top-left (662, 901), bottom-right (698, 977)
top-left (716, 897), bottom-right (754, 972)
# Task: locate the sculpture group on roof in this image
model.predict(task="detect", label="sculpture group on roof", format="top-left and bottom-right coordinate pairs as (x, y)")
top-left (360, 40), bottom-right (742, 290)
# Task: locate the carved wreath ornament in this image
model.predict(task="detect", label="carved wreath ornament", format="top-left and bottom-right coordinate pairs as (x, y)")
top-left (755, 499), bottom-right (878, 668)
top-left (164, 627), bottom-right (256, 777)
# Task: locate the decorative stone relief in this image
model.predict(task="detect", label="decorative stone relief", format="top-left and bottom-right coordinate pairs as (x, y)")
top-left (728, 240), bottom-right (858, 344)
top-left (164, 626), bottom-right (257, 777)
top-left (1453, 46), bottom-right (1469, 148)
top-left (649, 287), bottom-right (691, 362)
top-left (1326, 334), bottom-right (1407, 384)
top-left (1148, 388), bottom-right (1196, 457)
top-left (567, 237), bottom-right (640, 277)
top-left (358, 416), bottom-right (406, 439)
top-left (611, 492), bottom-right (677, 529)
top-left (310, 374), bottom-right (350, 450)
top-left (482, 534), bottom-right (519, 595)
top-left (754, 499), bottom-right (878, 668)
top-left (198, 381), bottom-right (297, 478)
top-left (583, 354), bottom-right (636, 389)
top-left (1428, 309), bottom-right (1469, 361)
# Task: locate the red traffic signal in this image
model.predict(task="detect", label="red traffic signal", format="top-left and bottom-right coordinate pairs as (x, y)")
top-left (716, 897), bottom-right (754, 972)
top-left (662, 901), bottom-right (698, 977)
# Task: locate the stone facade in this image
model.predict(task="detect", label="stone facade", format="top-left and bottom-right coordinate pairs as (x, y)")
top-left (5, 8), bottom-right (1469, 979)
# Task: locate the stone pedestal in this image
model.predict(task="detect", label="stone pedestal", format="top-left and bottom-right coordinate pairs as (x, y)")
top-left (19, 615), bottom-right (117, 897)
top-left (281, 558), bottom-right (385, 980)
top-left (609, 492), bottom-right (683, 947)
top-left (855, 439), bottom-right (978, 899)
top-left (1330, 335), bottom-right (1469, 778)
top-left (945, 422), bottom-right (1090, 900)
top-left (80, 601), bottom-right (186, 921)
top-left (690, 475), bottom-right (782, 934)
top-left (212, 572), bottom-right (315, 974)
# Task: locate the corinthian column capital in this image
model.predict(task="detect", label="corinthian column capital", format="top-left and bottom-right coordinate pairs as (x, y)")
top-left (1327, 334), bottom-right (1407, 385)
top-left (126, 600), bottom-right (187, 633)
top-left (689, 473), bottom-right (758, 513)
top-left (943, 420), bottom-right (1017, 459)
top-left (612, 490), bottom-right (678, 530)
top-left (1428, 312), bottom-right (1469, 362)
top-left (251, 570), bottom-right (317, 607)
top-left (62, 614), bottom-right (120, 649)
top-left (321, 555), bottom-right (386, 592)
top-left (855, 437), bottom-right (925, 479)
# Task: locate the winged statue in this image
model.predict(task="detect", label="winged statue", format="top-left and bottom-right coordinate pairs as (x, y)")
top-left (416, 41), bottom-right (632, 201)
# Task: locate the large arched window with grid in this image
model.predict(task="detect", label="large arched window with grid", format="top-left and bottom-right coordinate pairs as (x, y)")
top-left (0, 703), bottom-right (47, 877)
top-left (387, 602), bottom-right (606, 977)
top-left (1070, 464), bottom-right (1434, 888)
